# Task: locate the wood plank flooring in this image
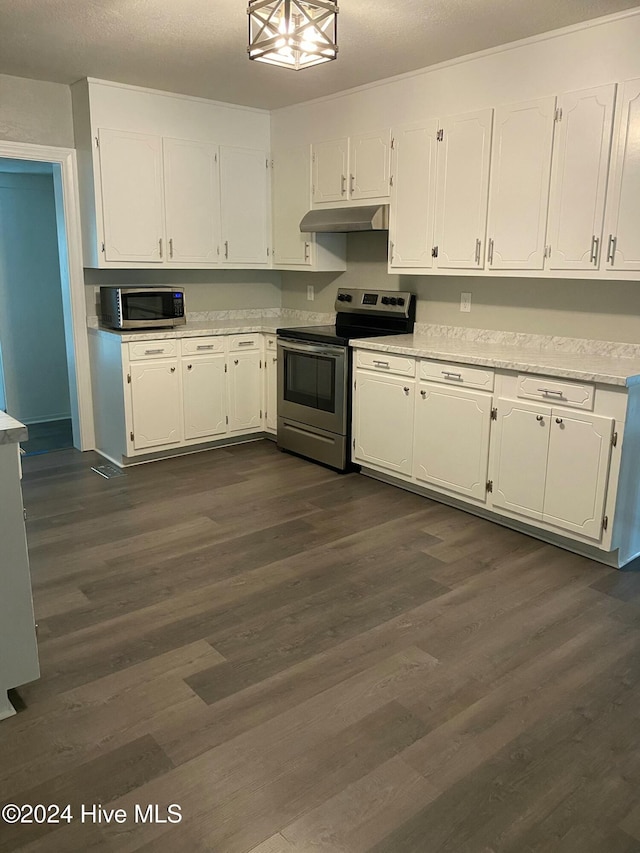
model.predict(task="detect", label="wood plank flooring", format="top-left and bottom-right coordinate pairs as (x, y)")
top-left (2, 440), bottom-right (640, 852)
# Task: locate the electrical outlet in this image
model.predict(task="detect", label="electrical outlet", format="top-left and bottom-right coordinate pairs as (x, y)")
top-left (307, 285), bottom-right (315, 301)
top-left (460, 292), bottom-right (472, 313)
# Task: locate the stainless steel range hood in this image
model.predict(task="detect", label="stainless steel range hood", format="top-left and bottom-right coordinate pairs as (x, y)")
top-left (299, 205), bottom-right (388, 233)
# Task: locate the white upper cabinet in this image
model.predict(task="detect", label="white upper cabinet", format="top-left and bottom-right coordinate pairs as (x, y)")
top-left (312, 131), bottom-right (391, 205)
top-left (547, 85), bottom-right (616, 271)
top-left (605, 77), bottom-right (640, 271)
top-left (98, 129), bottom-right (164, 263)
top-left (163, 138), bottom-right (220, 265)
top-left (220, 146), bottom-right (270, 266)
top-left (434, 108), bottom-right (493, 270)
top-left (272, 145), bottom-right (346, 271)
top-left (388, 121), bottom-right (438, 270)
top-left (486, 96), bottom-right (556, 270)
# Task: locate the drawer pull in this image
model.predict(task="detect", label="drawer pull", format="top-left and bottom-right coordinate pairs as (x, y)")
top-left (373, 360), bottom-right (390, 368)
top-left (144, 348), bottom-right (164, 354)
top-left (538, 388), bottom-right (564, 397)
top-left (536, 415), bottom-right (544, 422)
top-left (555, 417), bottom-right (564, 425)
top-left (238, 341), bottom-right (254, 346)
top-left (196, 344), bottom-right (215, 350)
top-left (441, 370), bottom-right (462, 379)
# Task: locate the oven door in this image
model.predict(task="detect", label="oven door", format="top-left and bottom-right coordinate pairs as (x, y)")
top-left (277, 338), bottom-right (348, 435)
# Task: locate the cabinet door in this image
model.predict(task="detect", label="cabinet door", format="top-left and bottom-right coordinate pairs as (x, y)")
top-left (605, 78), bottom-right (640, 271)
top-left (272, 146), bottom-right (312, 266)
top-left (543, 409), bottom-right (613, 539)
top-left (220, 146), bottom-right (270, 265)
top-left (350, 130), bottom-right (391, 200)
top-left (312, 138), bottom-right (348, 203)
top-left (265, 350), bottom-right (278, 433)
top-left (491, 399), bottom-right (550, 520)
top-left (130, 360), bottom-right (181, 449)
top-left (414, 384), bottom-right (492, 501)
top-left (182, 355), bottom-right (227, 440)
top-left (434, 109), bottom-right (493, 270)
top-left (547, 85), bottom-right (616, 270)
top-left (388, 121), bottom-right (438, 269)
top-left (486, 97), bottom-right (556, 270)
top-left (163, 138), bottom-right (220, 265)
top-left (227, 351), bottom-right (262, 433)
top-left (98, 129), bottom-right (164, 263)
top-left (353, 372), bottom-right (414, 475)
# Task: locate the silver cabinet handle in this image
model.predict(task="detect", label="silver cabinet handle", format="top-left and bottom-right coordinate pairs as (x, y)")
top-left (538, 388), bottom-right (564, 397)
top-left (420, 390), bottom-right (427, 398)
top-left (187, 364), bottom-right (192, 370)
top-left (556, 417), bottom-right (564, 424)
top-left (158, 237), bottom-right (163, 258)
top-left (170, 366), bottom-right (176, 373)
top-left (238, 341), bottom-right (254, 346)
top-left (373, 360), bottom-right (390, 368)
top-left (169, 237), bottom-right (174, 259)
top-left (224, 240), bottom-right (229, 259)
top-left (607, 234), bottom-right (617, 265)
top-left (272, 356), bottom-right (277, 363)
top-left (341, 175), bottom-right (346, 196)
top-left (304, 241), bottom-right (310, 262)
top-left (488, 237), bottom-right (494, 265)
top-left (442, 370), bottom-right (462, 379)
top-left (403, 386), bottom-right (410, 395)
top-left (590, 235), bottom-right (599, 266)
top-left (350, 174), bottom-right (355, 194)
top-left (475, 238), bottom-right (481, 265)
top-left (196, 344), bottom-right (214, 350)
top-left (389, 240), bottom-right (395, 263)
top-left (144, 348), bottom-right (164, 354)
top-left (536, 415), bottom-right (544, 422)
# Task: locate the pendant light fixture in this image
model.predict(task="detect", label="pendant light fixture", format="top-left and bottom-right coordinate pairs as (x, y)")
top-left (248, 0), bottom-right (339, 70)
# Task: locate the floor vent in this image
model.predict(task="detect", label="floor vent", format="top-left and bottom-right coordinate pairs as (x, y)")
top-left (91, 463), bottom-right (125, 479)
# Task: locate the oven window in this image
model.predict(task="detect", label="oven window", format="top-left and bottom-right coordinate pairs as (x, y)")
top-left (122, 292), bottom-right (170, 320)
top-left (284, 350), bottom-right (336, 413)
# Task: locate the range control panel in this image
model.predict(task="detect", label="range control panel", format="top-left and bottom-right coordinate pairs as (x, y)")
top-left (335, 288), bottom-right (414, 317)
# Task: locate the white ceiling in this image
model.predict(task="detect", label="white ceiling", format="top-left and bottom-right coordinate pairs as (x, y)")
top-left (0, 0), bottom-right (639, 111)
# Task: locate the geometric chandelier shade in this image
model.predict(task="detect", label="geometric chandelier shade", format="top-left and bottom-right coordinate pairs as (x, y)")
top-left (248, 0), bottom-right (338, 70)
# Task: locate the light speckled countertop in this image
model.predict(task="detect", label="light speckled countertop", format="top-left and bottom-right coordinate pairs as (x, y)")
top-left (0, 412), bottom-right (28, 444)
top-left (88, 319), bottom-right (286, 342)
top-left (352, 335), bottom-right (640, 387)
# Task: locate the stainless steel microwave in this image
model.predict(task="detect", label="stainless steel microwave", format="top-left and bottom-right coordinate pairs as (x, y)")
top-left (100, 287), bottom-right (186, 330)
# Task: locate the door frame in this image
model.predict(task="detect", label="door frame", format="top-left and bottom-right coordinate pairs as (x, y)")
top-left (0, 140), bottom-right (94, 451)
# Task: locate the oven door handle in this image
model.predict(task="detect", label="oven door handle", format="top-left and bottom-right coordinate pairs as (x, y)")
top-left (278, 338), bottom-right (345, 357)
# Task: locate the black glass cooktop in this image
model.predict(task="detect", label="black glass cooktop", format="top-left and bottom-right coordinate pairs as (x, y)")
top-left (276, 324), bottom-right (399, 346)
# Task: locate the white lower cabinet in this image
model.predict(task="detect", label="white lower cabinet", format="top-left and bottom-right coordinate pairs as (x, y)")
top-left (182, 354), bottom-right (227, 440)
top-left (353, 371), bottom-right (415, 475)
top-left (129, 359), bottom-right (181, 450)
top-left (414, 383), bottom-right (492, 501)
top-left (228, 351), bottom-right (262, 433)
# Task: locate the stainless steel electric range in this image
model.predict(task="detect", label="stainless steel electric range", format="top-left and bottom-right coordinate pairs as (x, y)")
top-left (276, 288), bottom-right (416, 471)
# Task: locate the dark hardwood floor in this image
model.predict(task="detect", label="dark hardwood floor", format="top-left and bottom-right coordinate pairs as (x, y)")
top-left (2, 440), bottom-right (640, 852)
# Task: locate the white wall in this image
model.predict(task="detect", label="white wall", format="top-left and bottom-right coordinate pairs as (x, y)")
top-left (0, 171), bottom-right (71, 423)
top-left (0, 74), bottom-right (74, 148)
top-left (276, 10), bottom-right (640, 343)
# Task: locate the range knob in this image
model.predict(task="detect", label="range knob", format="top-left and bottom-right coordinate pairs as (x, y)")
top-left (389, 297), bottom-right (398, 306)
top-left (381, 296), bottom-right (390, 305)
top-left (343, 293), bottom-right (352, 302)
top-left (337, 293), bottom-right (347, 301)
top-left (397, 297), bottom-right (405, 306)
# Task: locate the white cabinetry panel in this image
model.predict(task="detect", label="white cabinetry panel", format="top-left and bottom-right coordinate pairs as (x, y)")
top-left (605, 77), bottom-right (640, 271)
top-left (312, 138), bottom-right (348, 203)
top-left (273, 145), bottom-right (311, 266)
top-left (163, 138), bottom-right (220, 264)
top-left (414, 384), bottom-right (492, 501)
top-left (434, 109), bottom-right (493, 270)
top-left (350, 130), bottom-right (391, 199)
top-left (487, 97), bottom-right (556, 270)
top-left (220, 146), bottom-right (270, 265)
top-left (228, 351), bottom-right (262, 432)
top-left (130, 360), bottom-right (181, 449)
top-left (182, 355), bottom-right (227, 440)
top-left (353, 372), bottom-right (414, 475)
top-left (547, 85), bottom-right (616, 270)
top-left (389, 121), bottom-right (438, 269)
top-left (98, 129), bottom-right (164, 263)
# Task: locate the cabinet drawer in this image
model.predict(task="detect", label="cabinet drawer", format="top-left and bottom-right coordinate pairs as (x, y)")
top-left (229, 333), bottom-right (261, 352)
top-left (265, 334), bottom-right (277, 351)
top-left (419, 359), bottom-right (494, 391)
top-left (181, 336), bottom-right (225, 356)
top-left (355, 350), bottom-right (416, 377)
top-left (517, 374), bottom-right (594, 410)
top-left (128, 339), bottom-right (177, 361)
